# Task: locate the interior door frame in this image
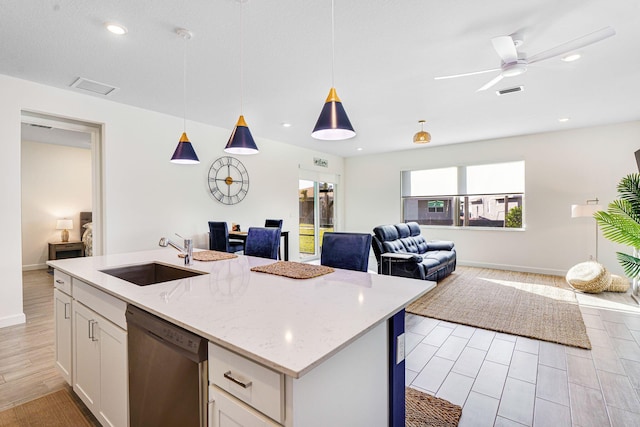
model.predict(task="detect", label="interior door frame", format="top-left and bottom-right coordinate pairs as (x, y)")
top-left (21, 111), bottom-right (104, 256)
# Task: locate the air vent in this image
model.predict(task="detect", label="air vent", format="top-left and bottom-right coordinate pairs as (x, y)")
top-left (70, 77), bottom-right (118, 96)
top-left (496, 86), bottom-right (524, 96)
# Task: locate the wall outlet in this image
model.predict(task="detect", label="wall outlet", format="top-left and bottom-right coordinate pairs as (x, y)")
top-left (396, 333), bottom-right (405, 364)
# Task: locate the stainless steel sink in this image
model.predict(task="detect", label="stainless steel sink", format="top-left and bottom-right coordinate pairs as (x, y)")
top-left (100, 262), bottom-right (207, 286)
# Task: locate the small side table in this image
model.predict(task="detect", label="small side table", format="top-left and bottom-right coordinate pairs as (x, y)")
top-left (380, 252), bottom-right (416, 275)
top-left (48, 241), bottom-right (85, 262)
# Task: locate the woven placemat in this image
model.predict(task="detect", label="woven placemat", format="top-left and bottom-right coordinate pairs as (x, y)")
top-left (178, 250), bottom-right (238, 261)
top-left (250, 261), bottom-right (334, 279)
top-left (406, 387), bottom-right (462, 427)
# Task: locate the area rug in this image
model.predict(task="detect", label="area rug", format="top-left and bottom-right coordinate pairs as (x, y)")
top-left (406, 387), bottom-right (462, 427)
top-left (407, 266), bottom-right (592, 349)
top-left (0, 388), bottom-right (95, 427)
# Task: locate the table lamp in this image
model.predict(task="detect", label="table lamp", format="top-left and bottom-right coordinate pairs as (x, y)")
top-left (571, 198), bottom-right (602, 261)
top-left (56, 219), bottom-right (73, 242)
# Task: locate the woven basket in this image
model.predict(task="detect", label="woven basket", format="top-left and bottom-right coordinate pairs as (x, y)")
top-left (607, 274), bottom-right (630, 293)
top-left (565, 261), bottom-right (611, 294)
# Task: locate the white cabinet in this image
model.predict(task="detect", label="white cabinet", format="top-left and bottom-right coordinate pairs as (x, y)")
top-left (73, 300), bottom-right (128, 427)
top-left (53, 288), bottom-right (72, 385)
top-left (52, 270), bottom-right (129, 427)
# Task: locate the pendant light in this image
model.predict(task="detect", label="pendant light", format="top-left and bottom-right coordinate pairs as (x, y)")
top-left (170, 28), bottom-right (200, 164)
top-left (312, 0), bottom-right (355, 141)
top-left (225, 0), bottom-right (259, 155)
top-left (413, 120), bottom-right (431, 144)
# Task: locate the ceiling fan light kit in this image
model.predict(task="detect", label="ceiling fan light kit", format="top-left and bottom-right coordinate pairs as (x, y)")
top-left (435, 26), bottom-right (615, 92)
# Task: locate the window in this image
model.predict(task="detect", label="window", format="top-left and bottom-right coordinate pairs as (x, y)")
top-left (401, 161), bottom-right (524, 229)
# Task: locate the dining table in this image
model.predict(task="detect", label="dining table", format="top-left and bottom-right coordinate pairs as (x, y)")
top-left (228, 230), bottom-right (290, 261)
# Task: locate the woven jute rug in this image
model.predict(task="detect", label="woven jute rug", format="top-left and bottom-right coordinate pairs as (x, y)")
top-left (0, 388), bottom-right (95, 426)
top-left (406, 387), bottom-right (462, 427)
top-left (251, 261), bottom-right (334, 279)
top-left (407, 266), bottom-right (592, 349)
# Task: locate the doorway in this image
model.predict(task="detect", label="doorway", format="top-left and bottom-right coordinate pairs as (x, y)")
top-left (298, 180), bottom-right (335, 260)
top-left (20, 112), bottom-right (103, 270)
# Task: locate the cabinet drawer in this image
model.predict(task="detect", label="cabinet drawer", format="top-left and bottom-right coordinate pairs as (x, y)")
top-left (209, 343), bottom-right (284, 424)
top-left (209, 386), bottom-right (281, 427)
top-left (53, 270), bottom-right (72, 294)
top-left (73, 278), bottom-right (127, 330)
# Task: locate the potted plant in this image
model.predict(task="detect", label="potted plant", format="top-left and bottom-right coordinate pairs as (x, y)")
top-left (594, 173), bottom-right (640, 301)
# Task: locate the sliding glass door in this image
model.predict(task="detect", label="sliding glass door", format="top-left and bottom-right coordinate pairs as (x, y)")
top-left (298, 180), bottom-right (335, 260)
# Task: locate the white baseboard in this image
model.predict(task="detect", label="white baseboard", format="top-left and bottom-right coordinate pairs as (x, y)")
top-left (458, 261), bottom-right (567, 277)
top-left (0, 313), bottom-right (26, 328)
top-left (22, 263), bottom-right (48, 271)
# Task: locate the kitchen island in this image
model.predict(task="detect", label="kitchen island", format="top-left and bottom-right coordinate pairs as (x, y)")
top-left (49, 249), bottom-right (434, 427)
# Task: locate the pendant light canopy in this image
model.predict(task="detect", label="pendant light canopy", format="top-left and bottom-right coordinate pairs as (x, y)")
top-left (171, 28), bottom-right (200, 164)
top-left (413, 120), bottom-right (431, 144)
top-left (225, 0), bottom-right (259, 155)
top-left (312, 0), bottom-right (355, 141)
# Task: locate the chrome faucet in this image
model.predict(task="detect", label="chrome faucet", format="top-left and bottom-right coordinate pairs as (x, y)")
top-left (159, 235), bottom-right (194, 266)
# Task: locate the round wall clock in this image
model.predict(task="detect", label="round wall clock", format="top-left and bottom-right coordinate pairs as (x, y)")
top-left (208, 156), bottom-right (249, 205)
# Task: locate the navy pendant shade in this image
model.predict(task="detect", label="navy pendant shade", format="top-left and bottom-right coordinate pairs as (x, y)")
top-left (171, 132), bottom-right (200, 164)
top-left (312, 87), bottom-right (356, 140)
top-left (225, 115), bottom-right (259, 155)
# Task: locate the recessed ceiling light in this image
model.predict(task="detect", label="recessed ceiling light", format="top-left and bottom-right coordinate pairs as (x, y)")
top-left (105, 22), bottom-right (128, 35)
top-left (356, 147), bottom-right (363, 151)
top-left (558, 117), bottom-right (570, 122)
top-left (561, 53), bottom-right (581, 62)
top-left (281, 122), bottom-right (292, 128)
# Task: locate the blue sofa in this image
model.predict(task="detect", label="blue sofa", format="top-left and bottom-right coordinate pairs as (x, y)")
top-left (372, 222), bottom-right (456, 281)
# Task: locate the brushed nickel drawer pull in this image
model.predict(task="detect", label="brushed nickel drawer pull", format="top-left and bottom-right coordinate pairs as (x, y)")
top-left (223, 371), bottom-right (252, 388)
top-left (55, 279), bottom-right (64, 284)
top-left (64, 303), bottom-right (70, 319)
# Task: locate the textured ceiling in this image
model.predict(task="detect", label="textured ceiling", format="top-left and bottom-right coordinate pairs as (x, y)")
top-left (4, 0), bottom-right (640, 157)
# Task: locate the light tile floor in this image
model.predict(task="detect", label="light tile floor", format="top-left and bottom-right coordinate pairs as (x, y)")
top-left (405, 290), bottom-right (640, 426)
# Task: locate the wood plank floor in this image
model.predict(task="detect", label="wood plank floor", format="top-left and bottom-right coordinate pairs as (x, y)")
top-left (0, 270), bottom-right (99, 425)
top-left (0, 270), bottom-right (66, 412)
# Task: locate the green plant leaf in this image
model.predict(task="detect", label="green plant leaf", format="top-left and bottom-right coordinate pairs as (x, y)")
top-left (617, 252), bottom-right (640, 279)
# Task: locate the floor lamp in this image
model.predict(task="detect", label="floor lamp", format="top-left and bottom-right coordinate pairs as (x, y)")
top-left (571, 198), bottom-right (602, 261)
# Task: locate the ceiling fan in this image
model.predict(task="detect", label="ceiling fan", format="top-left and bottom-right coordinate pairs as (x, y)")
top-left (434, 26), bottom-right (615, 92)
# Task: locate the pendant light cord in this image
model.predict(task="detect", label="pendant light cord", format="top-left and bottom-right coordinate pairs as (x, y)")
top-left (183, 34), bottom-right (187, 132)
top-left (240, 1), bottom-right (244, 115)
top-left (331, 0), bottom-right (335, 87)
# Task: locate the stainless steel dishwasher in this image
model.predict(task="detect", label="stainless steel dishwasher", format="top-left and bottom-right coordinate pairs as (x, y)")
top-left (126, 305), bottom-right (208, 427)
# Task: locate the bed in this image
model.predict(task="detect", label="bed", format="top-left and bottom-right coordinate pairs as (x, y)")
top-left (80, 211), bottom-right (93, 256)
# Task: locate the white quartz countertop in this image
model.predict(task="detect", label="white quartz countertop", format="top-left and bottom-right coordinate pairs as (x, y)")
top-left (48, 249), bottom-right (434, 378)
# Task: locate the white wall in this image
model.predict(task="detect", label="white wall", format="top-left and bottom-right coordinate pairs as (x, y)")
top-left (345, 121), bottom-right (640, 276)
top-left (1, 74), bottom-right (344, 327)
top-left (21, 140), bottom-right (92, 270)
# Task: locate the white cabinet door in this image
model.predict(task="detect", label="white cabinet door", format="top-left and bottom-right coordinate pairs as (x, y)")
top-left (73, 302), bottom-right (101, 416)
top-left (97, 316), bottom-right (128, 427)
top-left (209, 387), bottom-right (281, 427)
top-left (54, 288), bottom-right (72, 385)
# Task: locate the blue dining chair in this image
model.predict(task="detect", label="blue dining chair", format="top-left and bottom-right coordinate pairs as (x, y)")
top-left (264, 219), bottom-right (283, 259)
top-left (264, 219), bottom-right (283, 229)
top-left (208, 221), bottom-right (244, 253)
top-left (244, 227), bottom-right (280, 260)
top-left (320, 232), bottom-right (373, 272)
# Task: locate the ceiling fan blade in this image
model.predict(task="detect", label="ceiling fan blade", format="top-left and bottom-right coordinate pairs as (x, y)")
top-left (491, 35), bottom-right (518, 63)
top-left (477, 74), bottom-right (504, 92)
top-left (434, 68), bottom-right (501, 80)
top-left (527, 26), bottom-right (616, 64)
